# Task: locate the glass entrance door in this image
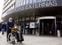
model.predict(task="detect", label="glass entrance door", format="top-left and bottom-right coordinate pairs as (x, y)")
top-left (40, 19), bottom-right (55, 36)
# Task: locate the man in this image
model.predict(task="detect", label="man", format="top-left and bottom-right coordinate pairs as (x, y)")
top-left (1, 22), bottom-right (6, 35)
top-left (6, 17), bottom-right (14, 41)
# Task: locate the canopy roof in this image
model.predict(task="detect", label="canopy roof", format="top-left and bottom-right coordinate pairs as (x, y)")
top-left (37, 16), bottom-right (56, 23)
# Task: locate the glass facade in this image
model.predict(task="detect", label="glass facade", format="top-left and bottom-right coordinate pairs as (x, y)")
top-left (56, 0), bottom-right (62, 6)
top-left (3, 0), bottom-right (62, 36)
top-left (29, 0), bottom-right (33, 4)
top-left (16, 0), bottom-right (57, 8)
top-left (33, 0), bottom-right (37, 3)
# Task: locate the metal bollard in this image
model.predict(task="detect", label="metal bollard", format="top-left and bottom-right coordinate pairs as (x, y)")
top-left (57, 30), bottom-right (60, 37)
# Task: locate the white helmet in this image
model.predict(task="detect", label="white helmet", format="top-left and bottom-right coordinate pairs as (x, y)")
top-left (9, 17), bottom-right (13, 22)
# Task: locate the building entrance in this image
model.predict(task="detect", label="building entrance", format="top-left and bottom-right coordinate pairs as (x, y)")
top-left (37, 16), bottom-right (56, 36)
top-left (40, 19), bottom-right (55, 36)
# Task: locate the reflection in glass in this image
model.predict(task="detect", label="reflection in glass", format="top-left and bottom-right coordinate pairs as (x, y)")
top-left (25, 0), bottom-right (29, 4)
top-left (29, 0), bottom-right (33, 4)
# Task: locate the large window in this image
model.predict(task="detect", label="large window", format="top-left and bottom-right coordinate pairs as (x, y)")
top-left (29, 0), bottom-right (33, 4)
top-left (33, 0), bottom-right (37, 3)
top-left (21, 0), bottom-right (24, 5)
top-left (16, 0), bottom-right (21, 7)
top-left (3, 3), bottom-right (14, 14)
top-left (23, 0), bottom-right (26, 5)
top-left (42, 0), bottom-right (46, 1)
top-left (16, 0), bottom-right (24, 7)
top-left (36, 0), bottom-right (41, 2)
top-left (25, 0), bottom-right (29, 4)
top-left (7, 4), bottom-right (14, 12)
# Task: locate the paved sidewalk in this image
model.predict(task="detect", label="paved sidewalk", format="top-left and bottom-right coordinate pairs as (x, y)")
top-left (0, 32), bottom-right (9, 45)
top-left (0, 32), bottom-right (62, 45)
top-left (23, 35), bottom-right (62, 45)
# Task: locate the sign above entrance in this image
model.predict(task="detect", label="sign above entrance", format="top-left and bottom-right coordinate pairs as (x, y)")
top-left (30, 22), bottom-right (36, 28)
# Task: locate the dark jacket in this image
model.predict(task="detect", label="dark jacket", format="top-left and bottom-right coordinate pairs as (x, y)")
top-left (6, 21), bottom-right (14, 32)
top-left (1, 24), bottom-right (6, 32)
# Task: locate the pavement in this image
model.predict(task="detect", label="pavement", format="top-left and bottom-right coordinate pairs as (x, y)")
top-left (0, 32), bottom-right (62, 45)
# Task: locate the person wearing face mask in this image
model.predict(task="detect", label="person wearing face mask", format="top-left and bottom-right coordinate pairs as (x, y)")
top-left (6, 17), bottom-right (14, 42)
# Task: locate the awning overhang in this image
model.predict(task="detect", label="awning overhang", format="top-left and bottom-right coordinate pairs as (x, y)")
top-left (2, 6), bottom-right (62, 21)
top-left (37, 16), bottom-right (56, 23)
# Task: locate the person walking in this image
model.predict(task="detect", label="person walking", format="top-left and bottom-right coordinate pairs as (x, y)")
top-left (1, 22), bottom-right (6, 35)
top-left (6, 17), bottom-right (14, 41)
